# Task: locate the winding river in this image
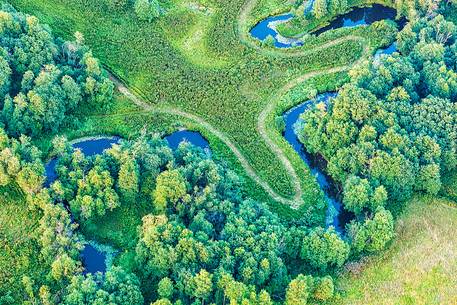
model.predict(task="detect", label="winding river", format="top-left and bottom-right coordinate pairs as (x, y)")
top-left (250, 4), bottom-right (402, 48)
top-left (44, 132), bottom-right (210, 273)
top-left (282, 93), bottom-right (349, 233)
top-left (44, 136), bottom-right (121, 274)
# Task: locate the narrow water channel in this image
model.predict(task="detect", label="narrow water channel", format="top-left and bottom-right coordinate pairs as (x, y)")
top-left (44, 136), bottom-right (121, 274)
top-left (250, 4), bottom-right (403, 48)
top-left (283, 93), bottom-right (353, 233)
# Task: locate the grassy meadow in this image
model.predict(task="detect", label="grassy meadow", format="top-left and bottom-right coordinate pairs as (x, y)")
top-left (336, 196), bottom-right (457, 305)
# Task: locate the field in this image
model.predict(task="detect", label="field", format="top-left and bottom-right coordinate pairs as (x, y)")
top-left (336, 196), bottom-right (457, 305)
top-left (8, 0), bottom-right (395, 220)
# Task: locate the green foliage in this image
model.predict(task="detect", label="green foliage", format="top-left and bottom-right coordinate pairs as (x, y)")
top-left (297, 15), bottom-right (457, 217)
top-left (3, 2), bottom-right (451, 305)
top-left (343, 176), bottom-right (387, 214)
top-left (0, 186), bottom-right (46, 305)
top-left (312, 0), bottom-right (328, 19)
top-left (63, 266), bottom-right (144, 305)
top-left (8, 0), bottom-right (393, 217)
top-left (134, 0), bottom-right (161, 22)
top-left (153, 169), bottom-right (187, 212)
top-left (0, 127), bottom-right (44, 194)
top-left (158, 277), bottom-right (174, 299)
top-left (313, 276), bottom-right (334, 301)
top-left (301, 227), bottom-right (350, 271)
top-left (284, 274), bottom-right (312, 305)
top-left (0, 5), bottom-right (113, 138)
top-left (348, 207), bottom-right (395, 254)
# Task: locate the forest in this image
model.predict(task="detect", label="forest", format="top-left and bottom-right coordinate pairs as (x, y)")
top-left (0, 0), bottom-right (457, 304)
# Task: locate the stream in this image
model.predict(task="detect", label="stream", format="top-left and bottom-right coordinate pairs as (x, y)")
top-left (250, 4), bottom-right (403, 48)
top-left (283, 93), bottom-right (355, 233)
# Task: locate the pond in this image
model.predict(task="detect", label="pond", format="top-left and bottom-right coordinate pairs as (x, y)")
top-left (165, 130), bottom-right (211, 153)
top-left (313, 4), bottom-right (403, 35)
top-left (283, 93), bottom-right (354, 234)
top-left (81, 244), bottom-right (107, 274)
top-left (71, 137), bottom-right (121, 157)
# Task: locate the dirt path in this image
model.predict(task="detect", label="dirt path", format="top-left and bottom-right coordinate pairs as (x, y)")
top-left (103, 0), bottom-right (370, 209)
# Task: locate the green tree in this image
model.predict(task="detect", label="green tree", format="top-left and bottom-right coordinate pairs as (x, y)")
top-left (285, 274), bottom-right (312, 305)
top-left (312, 0), bottom-right (328, 19)
top-left (313, 276), bottom-right (334, 301)
top-left (134, 0), bottom-right (161, 22)
top-left (192, 269), bottom-right (213, 303)
top-left (153, 169), bottom-right (187, 212)
top-left (348, 207), bottom-right (395, 254)
top-left (301, 227), bottom-right (350, 271)
top-left (343, 176), bottom-right (371, 214)
top-left (157, 277), bottom-right (174, 299)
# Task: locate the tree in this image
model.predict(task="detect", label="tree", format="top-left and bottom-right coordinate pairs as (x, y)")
top-left (343, 176), bottom-right (371, 214)
top-left (51, 253), bottom-right (81, 281)
top-left (313, 276), bottom-right (334, 301)
top-left (117, 154), bottom-right (139, 204)
top-left (70, 165), bottom-right (120, 219)
top-left (348, 207), bottom-right (395, 254)
top-left (192, 269), bottom-right (213, 303)
top-left (301, 227), bottom-right (350, 271)
top-left (134, 0), bottom-right (161, 22)
top-left (153, 169), bottom-right (187, 212)
top-left (157, 277), bottom-right (174, 299)
top-left (63, 267), bottom-right (144, 305)
top-left (312, 0), bottom-right (328, 19)
top-left (0, 56), bottom-right (11, 98)
top-left (0, 7), bottom-right (113, 138)
top-left (416, 163), bottom-right (441, 195)
top-left (285, 274), bottom-right (313, 305)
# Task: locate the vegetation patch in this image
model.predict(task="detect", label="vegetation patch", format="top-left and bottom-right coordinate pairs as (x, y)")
top-left (336, 196), bottom-right (457, 304)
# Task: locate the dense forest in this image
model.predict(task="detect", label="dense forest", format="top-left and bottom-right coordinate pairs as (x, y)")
top-left (297, 11), bottom-right (457, 246)
top-left (1, 0), bottom-right (457, 303)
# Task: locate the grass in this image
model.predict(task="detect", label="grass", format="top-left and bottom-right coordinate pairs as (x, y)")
top-left (0, 185), bottom-right (46, 304)
top-left (7, 0), bottom-right (392, 222)
top-left (335, 195), bottom-right (457, 305)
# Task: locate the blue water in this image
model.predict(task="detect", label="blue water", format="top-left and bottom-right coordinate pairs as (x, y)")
top-left (44, 137), bottom-right (120, 187)
top-left (165, 130), bottom-right (211, 153)
top-left (81, 245), bottom-right (106, 274)
top-left (283, 93), bottom-right (347, 233)
top-left (44, 137), bottom-right (120, 274)
top-left (314, 5), bottom-right (401, 35)
top-left (304, 0), bottom-right (315, 14)
top-left (374, 42), bottom-right (397, 59)
top-left (251, 4), bottom-right (404, 48)
top-left (250, 13), bottom-right (304, 48)
top-left (73, 137), bottom-right (120, 157)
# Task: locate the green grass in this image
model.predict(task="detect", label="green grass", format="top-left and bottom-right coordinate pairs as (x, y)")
top-left (0, 186), bottom-right (46, 304)
top-left (78, 193), bottom-right (156, 250)
top-left (335, 196), bottom-right (457, 305)
top-left (7, 0), bottom-right (392, 222)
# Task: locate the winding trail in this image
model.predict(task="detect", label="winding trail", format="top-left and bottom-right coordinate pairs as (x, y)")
top-left (103, 0), bottom-right (371, 209)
